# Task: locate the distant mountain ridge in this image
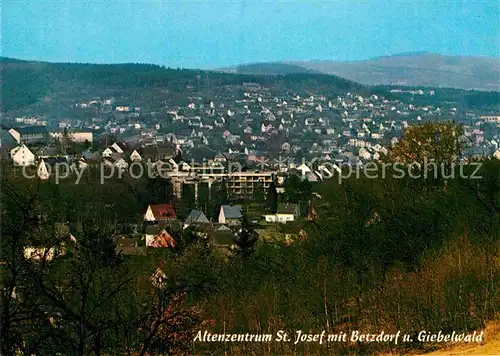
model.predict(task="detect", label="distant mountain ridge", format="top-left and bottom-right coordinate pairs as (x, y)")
top-left (223, 53), bottom-right (500, 91)
top-left (218, 62), bottom-right (321, 76)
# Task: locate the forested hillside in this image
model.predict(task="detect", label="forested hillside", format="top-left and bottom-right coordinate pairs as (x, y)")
top-left (2, 57), bottom-right (499, 115)
top-left (0, 57), bottom-right (362, 113)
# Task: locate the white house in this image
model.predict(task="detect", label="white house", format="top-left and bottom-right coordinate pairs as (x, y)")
top-left (130, 149), bottom-right (142, 162)
top-left (37, 159), bottom-right (50, 180)
top-left (115, 105), bottom-right (130, 112)
top-left (318, 163), bottom-right (341, 177)
top-left (263, 214), bottom-right (277, 223)
top-left (111, 142), bottom-right (124, 154)
top-left (10, 144), bottom-right (35, 166)
top-left (102, 147), bottom-right (113, 158)
top-left (296, 163), bottom-right (311, 176)
top-left (218, 205), bottom-right (242, 225)
top-left (264, 203), bottom-right (300, 223)
top-left (49, 129), bottom-right (93, 143)
top-left (144, 204), bottom-right (177, 222)
top-left (359, 148), bottom-right (371, 160)
top-left (78, 158), bottom-right (88, 169)
top-left (114, 158), bottom-right (129, 171)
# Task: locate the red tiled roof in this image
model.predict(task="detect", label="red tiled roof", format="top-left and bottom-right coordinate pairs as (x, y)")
top-left (151, 229), bottom-right (176, 248)
top-left (150, 204), bottom-right (176, 220)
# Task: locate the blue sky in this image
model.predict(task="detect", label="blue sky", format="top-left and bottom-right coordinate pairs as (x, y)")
top-left (3, 0), bottom-right (499, 69)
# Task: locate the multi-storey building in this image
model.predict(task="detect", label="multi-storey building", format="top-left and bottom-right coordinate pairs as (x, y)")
top-left (9, 126), bottom-right (49, 144)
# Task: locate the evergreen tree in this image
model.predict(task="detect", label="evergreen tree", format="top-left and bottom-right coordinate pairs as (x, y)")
top-left (235, 212), bottom-right (257, 258)
top-left (283, 174), bottom-right (311, 204)
top-left (252, 182), bottom-right (266, 205)
top-left (173, 147), bottom-right (183, 163)
top-left (266, 181), bottom-right (278, 213)
top-left (219, 178), bottom-right (228, 203)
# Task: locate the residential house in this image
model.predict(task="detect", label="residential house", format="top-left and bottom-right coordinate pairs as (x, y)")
top-left (148, 229), bottom-right (176, 248)
top-left (9, 126), bottom-right (49, 144)
top-left (37, 159), bottom-right (50, 180)
top-left (10, 144), bottom-right (35, 166)
top-left (359, 147), bottom-right (371, 160)
top-left (102, 147), bottom-right (114, 158)
top-left (216, 224), bottom-right (232, 232)
top-left (296, 163), bottom-right (311, 177)
top-left (263, 203), bottom-right (300, 223)
top-left (114, 158), bottom-right (129, 171)
top-left (77, 157), bottom-right (88, 169)
top-left (111, 142), bottom-right (124, 154)
top-left (185, 210), bottom-right (210, 226)
top-left (114, 105), bottom-right (131, 112)
top-left (144, 204), bottom-right (177, 222)
top-left (130, 149), bottom-right (142, 162)
top-left (48, 128), bottom-right (93, 143)
top-left (150, 268), bottom-right (168, 288)
top-left (218, 205), bottom-right (242, 225)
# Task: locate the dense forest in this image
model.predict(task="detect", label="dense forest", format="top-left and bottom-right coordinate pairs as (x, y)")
top-left (2, 57), bottom-right (499, 114)
top-left (1, 153), bottom-right (499, 354)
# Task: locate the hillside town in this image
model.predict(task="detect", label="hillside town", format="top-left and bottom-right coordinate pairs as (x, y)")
top-left (2, 83), bottom-right (499, 259)
top-left (3, 84), bottom-right (500, 169)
